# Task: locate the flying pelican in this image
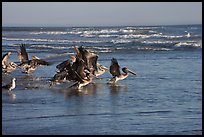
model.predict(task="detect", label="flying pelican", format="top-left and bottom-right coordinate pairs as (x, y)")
top-left (50, 46), bottom-right (107, 89)
top-left (108, 58), bottom-right (136, 84)
top-left (50, 55), bottom-right (92, 89)
top-left (17, 44), bottom-right (50, 73)
top-left (75, 46), bottom-right (98, 74)
top-left (74, 46), bottom-right (108, 78)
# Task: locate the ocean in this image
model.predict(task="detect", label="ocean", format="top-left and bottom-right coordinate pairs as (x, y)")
top-left (2, 24), bottom-right (202, 135)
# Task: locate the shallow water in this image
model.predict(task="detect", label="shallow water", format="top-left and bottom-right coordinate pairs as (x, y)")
top-left (2, 25), bottom-right (202, 135)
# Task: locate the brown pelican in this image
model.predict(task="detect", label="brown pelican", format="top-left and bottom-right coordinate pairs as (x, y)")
top-left (108, 58), bottom-right (136, 84)
top-left (74, 46), bottom-right (108, 78)
top-left (69, 70), bottom-right (92, 89)
top-left (50, 46), bottom-right (107, 89)
top-left (2, 52), bottom-right (18, 73)
top-left (50, 59), bottom-right (74, 85)
top-left (2, 62), bottom-right (18, 73)
top-left (2, 77), bottom-right (16, 91)
top-left (2, 77), bottom-right (16, 98)
top-left (56, 60), bottom-right (71, 73)
top-left (2, 52), bottom-right (11, 69)
top-left (93, 63), bottom-right (108, 78)
top-left (17, 44), bottom-right (50, 73)
top-left (75, 46), bottom-right (98, 74)
top-left (50, 55), bottom-right (92, 89)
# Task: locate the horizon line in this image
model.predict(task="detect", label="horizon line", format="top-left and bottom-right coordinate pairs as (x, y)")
top-left (2, 23), bottom-right (202, 28)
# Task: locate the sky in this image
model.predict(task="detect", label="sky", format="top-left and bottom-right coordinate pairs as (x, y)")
top-left (2, 2), bottom-right (202, 27)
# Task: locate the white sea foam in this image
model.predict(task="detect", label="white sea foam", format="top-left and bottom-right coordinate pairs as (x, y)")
top-left (142, 40), bottom-right (174, 44)
top-left (121, 29), bottom-right (136, 33)
top-left (193, 43), bottom-right (202, 48)
top-left (98, 34), bottom-right (119, 38)
top-left (30, 44), bottom-right (70, 49)
top-left (137, 47), bottom-right (172, 51)
top-left (174, 42), bottom-right (202, 48)
top-left (119, 34), bottom-right (150, 39)
top-left (111, 39), bottom-right (132, 44)
top-left (80, 34), bottom-right (95, 37)
top-left (30, 31), bottom-right (83, 35)
top-left (82, 29), bottom-right (119, 35)
top-left (2, 37), bottom-right (106, 44)
top-left (163, 35), bottom-right (184, 39)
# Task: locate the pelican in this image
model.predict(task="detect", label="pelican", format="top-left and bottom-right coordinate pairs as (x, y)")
top-left (56, 60), bottom-right (71, 73)
top-left (50, 59), bottom-right (74, 85)
top-left (108, 58), bottom-right (136, 84)
top-left (69, 70), bottom-right (92, 89)
top-left (2, 52), bottom-right (18, 73)
top-left (50, 46), bottom-right (106, 89)
top-left (50, 55), bottom-right (92, 89)
top-left (74, 46), bottom-right (108, 78)
top-left (2, 77), bottom-right (16, 98)
top-left (2, 62), bottom-right (18, 73)
top-left (75, 46), bottom-right (98, 74)
top-left (2, 52), bottom-right (11, 69)
top-left (17, 44), bottom-right (50, 73)
top-left (94, 63), bottom-right (109, 78)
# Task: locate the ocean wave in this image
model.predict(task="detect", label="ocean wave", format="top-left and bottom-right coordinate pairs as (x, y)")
top-left (82, 29), bottom-right (119, 35)
top-left (30, 31), bottom-right (83, 35)
top-left (25, 28), bottom-right (189, 41)
top-left (175, 42), bottom-right (202, 48)
top-left (142, 40), bottom-right (175, 44)
top-left (98, 34), bottom-right (119, 38)
top-left (2, 37), bottom-right (106, 44)
top-left (80, 34), bottom-right (95, 38)
top-left (110, 39), bottom-right (132, 44)
top-left (30, 44), bottom-right (71, 50)
top-left (119, 34), bottom-right (150, 39)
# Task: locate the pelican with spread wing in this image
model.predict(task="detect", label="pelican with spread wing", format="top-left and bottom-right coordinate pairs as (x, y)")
top-left (108, 58), bottom-right (136, 84)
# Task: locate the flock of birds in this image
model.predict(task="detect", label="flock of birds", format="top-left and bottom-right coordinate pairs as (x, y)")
top-left (2, 44), bottom-right (137, 96)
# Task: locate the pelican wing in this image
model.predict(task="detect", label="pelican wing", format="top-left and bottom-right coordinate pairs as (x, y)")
top-left (78, 46), bottom-right (98, 72)
top-left (35, 59), bottom-right (49, 65)
top-left (74, 46), bottom-right (81, 58)
top-left (88, 55), bottom-right (98, 72)
top-left (51, 70), bottom-right (68, 82)
top-left (56, 60), bottom-right (71, 72)
top-left (110, 58), bottom-right (121, 77)
top-left (76, 59), bottom-right (86, 79)
top-left (18, 44), bottom-right (29, 63)
top-left (32, 56), bottom-right (50, 66)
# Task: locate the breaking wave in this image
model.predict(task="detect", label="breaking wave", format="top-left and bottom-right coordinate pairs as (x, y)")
top-left (2, 25), bottom-right (202, 53)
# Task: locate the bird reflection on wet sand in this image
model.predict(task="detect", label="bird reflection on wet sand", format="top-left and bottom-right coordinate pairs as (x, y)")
top-left (108, 84), bottom-right (128, 94)
top-left (51, 82), bottom-right (106, 98)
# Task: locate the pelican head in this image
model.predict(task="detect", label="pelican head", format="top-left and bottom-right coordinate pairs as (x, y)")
top-left (122, 67), bottom-right (136, 75)
top-left (10, 62), bottom-right (18, 67)
top-left (12, 77), bottom-right (16, 81)
top-left (97, 63), bottom-right (108, 71)
top-left (32, 55), bottom-right (40, 60)
top-left (8, 52), bottom-right (12, 55)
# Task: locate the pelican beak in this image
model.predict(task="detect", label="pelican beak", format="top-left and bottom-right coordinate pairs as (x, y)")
top-left (101, 66), bottom-right (109, 71)
top-left (128, 69), bottom-right (137, 75)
